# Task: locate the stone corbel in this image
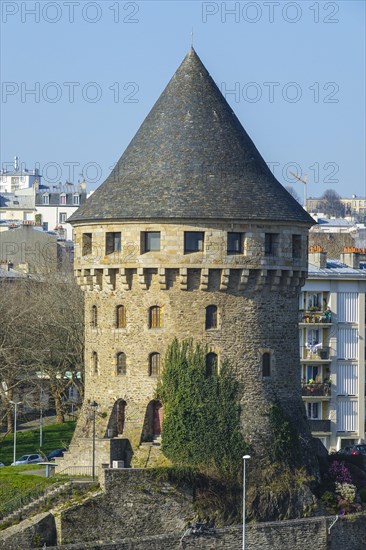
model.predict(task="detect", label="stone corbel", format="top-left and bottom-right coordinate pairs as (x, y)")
top-left (255, 269), bottom-right (267, 291)
top-left (239, 269), bottom-right (250, 290)
top-left (159, 268), bottom-right (167, 290)
top-left (137, 267), bottom-right (147, 290)
top-left (119, 268), bottom-right (130, 291)
top-left (180, 268), bottom-right (188, 290)
top-left (220, 268), bottom-right (230, 291)
top-left (200, 268), bottom-right (209, 291)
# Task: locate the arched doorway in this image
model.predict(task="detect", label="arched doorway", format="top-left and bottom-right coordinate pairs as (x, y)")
top-left (116, 399), bottom-right (126, 435)
top-left (153, 401), bottom-right (163, 436)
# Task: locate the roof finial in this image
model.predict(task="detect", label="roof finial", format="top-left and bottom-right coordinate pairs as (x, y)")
top-left (191, 28), bottom-right (194, 48)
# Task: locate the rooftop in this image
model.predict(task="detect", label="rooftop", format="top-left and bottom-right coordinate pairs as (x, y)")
top-left (69, 49), bottom-right (313, 226)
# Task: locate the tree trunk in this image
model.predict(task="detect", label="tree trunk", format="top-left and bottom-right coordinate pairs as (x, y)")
top-left (51, 384), bottom-right (65, 423)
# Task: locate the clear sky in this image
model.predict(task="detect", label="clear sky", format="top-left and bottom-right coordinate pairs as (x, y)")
top-left (1, 0), bottom-right (365, 199)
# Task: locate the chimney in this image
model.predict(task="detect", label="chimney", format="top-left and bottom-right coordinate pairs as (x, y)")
top-left (308, 246), bottom-right (327, 268)
top-left (340, 248), bottom-right (362, 269)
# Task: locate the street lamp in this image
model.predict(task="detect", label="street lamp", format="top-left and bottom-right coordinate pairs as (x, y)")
top-left (90, 401), bottom-right (98, 480)
top-left (242, 455), bottom-right (251, 550)
top-left (9, 401), bottom-right (22, 464)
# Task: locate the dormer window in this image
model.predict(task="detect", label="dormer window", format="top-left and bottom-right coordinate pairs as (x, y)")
top-left (73, 194), bottom-right (80, 205)
top-left (60, 193), bottom-right (66, 205)
top-left (42, 194), bottom-right (49, 205)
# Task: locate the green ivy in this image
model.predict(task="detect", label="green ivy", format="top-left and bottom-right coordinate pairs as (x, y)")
top-left (157, 338), bottom-right (247, 478)
top-left (268, 402), bottom-right (301, 467)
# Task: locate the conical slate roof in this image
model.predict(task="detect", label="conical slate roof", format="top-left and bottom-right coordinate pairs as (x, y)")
top-left (69, 48), bottom-right (313, 225)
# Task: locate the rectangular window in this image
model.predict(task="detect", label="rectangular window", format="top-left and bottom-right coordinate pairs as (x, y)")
top-left (144, 231), bottom-right (160, 252)
top-left (184, 231), bottom-right (204, 253)
top-left (227, 232), bottom-right (244, 254)
top-left (307, 402), bottom-right (320, 419)
top-left (42, 194), bottom-right (49, 205)
top-left (264, 233), bottom-right (278, 256)
top-left (106, 232), bottom-right (121, 255)
top-left (292, 234), bottom-right (301, 258)
top-left (82, 233), bottom-right (92, 255)
top-left (73, 194), bottom-right (80, 205)
top-left (59, 212), bottom-right (67, 224)
top-left (60, 195), bottom-right (67, 205)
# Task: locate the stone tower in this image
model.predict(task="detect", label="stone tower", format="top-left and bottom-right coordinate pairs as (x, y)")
top-left (64, 49), bottom-right (316, 473)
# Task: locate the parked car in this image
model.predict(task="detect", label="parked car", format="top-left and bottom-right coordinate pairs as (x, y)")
top-left (47, 448), bottom-right (66, 461)
top-left (11, 453), bottom-right (44, 466)
top-left (336, 445), bottom-right (366, 457)
top-left (0, 461), bottom-right (5, 467)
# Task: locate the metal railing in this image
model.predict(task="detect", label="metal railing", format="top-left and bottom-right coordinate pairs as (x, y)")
top-left (301, 346), bottom-right (330, 360)
top-left (300, 311), bottom-right (332, 324)
top-left (57, 465), bottom-right (99, 477)
top-left (301, 382), bottom-right (331, 397)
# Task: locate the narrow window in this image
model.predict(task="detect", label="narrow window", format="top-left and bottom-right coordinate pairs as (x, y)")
top-left (106, 232), bottom-right (121, 255)
top-left (59, 212), bottom-right (67, 224)
top-left (82, 233), bottom-right (92, 255)
top-left (205, 305), bottom-right (218, 330)
top-left (116, 305), bottom-right (126, 329)
top-left (292, 235), bottom-right (302, 258)
top-left (307, 402), bottom-right (320, 419)
top-left (73, 194), bottom-right (80, 205)
top-left (92, 352), bottom-right (98, 375)
top-left (227, 232), bottom-right (244, 254)
top-left (149, 306), bottom-right (162, 328)
top-left (60, 194), bottom-right (66, 205)
top-left (264, 233), bottom-right (278, 256)
top-left (184, 231), bottom-right (204, 253)
top-left (206, 353), bottom-right (218, 376)
top-left (91, 305), bottom-right (97, 328)
top-left (42, 194), bottom-right (49, 205)
top-left (143, 231), bottom-right (160, 252)
top-left (116, 352), bottom-right (126, 376)
top-left (262, 352), bottom-right (271, 377)
top-left (149, 353), bottom-right (161, 376)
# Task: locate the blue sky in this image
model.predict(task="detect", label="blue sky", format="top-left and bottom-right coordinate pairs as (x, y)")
top-left (1, 0), bottom-right (365, 199)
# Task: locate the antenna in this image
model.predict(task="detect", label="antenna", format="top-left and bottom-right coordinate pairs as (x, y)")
top-left (290, 171), bottom-right (308, 210)
top-left (191, 28), bottom-right (194, 48)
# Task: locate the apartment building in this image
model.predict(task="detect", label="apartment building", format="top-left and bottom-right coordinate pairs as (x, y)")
top-left (300, 249), bottom-right (366, 451)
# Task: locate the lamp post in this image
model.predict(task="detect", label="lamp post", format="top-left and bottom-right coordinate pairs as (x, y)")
top-left (90, 401), bottom-right (98, 480)
top-left (9, 401), bottom-right (22, 464)
top-left (242, 455), bottom-right (251, 550)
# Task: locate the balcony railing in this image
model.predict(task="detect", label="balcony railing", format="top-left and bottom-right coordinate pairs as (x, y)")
top-left (301, 382), bottom-right (331, 397)
top-left (300, 311), bottom-right (332, 324)
top-left (308, 419), bottom-right (331, 433)
top-left (301, 346), bottom-right (330, 360)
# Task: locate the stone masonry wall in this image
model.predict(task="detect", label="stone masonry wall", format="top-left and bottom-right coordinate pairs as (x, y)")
top-left (19, 514), bottom-right (366, 550)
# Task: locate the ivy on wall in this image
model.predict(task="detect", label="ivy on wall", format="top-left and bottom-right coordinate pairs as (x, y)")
top-left (157, 338), bottom-right (247, 477)
top-left (268, 402), bottom-right (301, 468)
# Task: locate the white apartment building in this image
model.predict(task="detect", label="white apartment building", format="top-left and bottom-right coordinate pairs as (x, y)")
top-left (0, 157), bottom-right (41, 193)
top-left (300, 249), bottom-right (366, 451)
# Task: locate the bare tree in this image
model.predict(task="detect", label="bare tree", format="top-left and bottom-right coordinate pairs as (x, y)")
top-left (320, 189), bottom-right (345, 217)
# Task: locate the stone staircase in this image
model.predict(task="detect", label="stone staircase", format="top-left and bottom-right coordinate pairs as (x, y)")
top-left (132, 436), bottom-right (171, 468)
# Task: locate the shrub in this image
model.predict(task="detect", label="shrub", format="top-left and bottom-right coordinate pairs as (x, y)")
top-left (335, 482), bottom-right (356, 503)
top-left (268, 402), bottom-right (301, 468)
top-left (326, 460), bottom-right (352, 484)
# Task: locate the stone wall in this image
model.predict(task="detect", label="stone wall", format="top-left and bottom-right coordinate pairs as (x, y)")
top-left (0, 512), bottom-right (56, 549)
top-left (12, 514), bottom-right (365, 550)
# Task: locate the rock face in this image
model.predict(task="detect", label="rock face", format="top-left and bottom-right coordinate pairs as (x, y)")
top-left (62, 48), bottom-right (319, 518)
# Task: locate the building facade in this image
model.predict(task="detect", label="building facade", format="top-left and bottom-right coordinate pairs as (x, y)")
top-left (60, 49), bottom-right (317, 475)
top-left (300, 249), bottom-right (366, 451)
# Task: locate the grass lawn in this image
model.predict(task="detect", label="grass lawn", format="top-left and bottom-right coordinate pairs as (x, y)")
top-left (0, 421), bottom-right (76, 466)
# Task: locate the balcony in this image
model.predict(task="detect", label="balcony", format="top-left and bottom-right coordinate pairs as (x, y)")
top-left (301, 382), bottom-right (331, 397)
top-left (308, 419), bottom-right (331, 433)
top-left (299, 311), bottom-right (332, 325)
top-left (301, 346), bottom-right (330, 361)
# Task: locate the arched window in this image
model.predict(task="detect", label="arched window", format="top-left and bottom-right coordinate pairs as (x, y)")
top-left (262, 353), bottom-right (271, 377)
top-left (116, 352), bottom-right (126, 375)
top-left (206, 352), bottom-right (218, 376)
top-left (116, 305), bottom-right (126, 329)
top-left (91, 305), bottom-right (97, 328)
top-left (149, 306), bottom-right (162, 328)
top-left (205, 305), bottom-right (218, 330)
top-left (149, 353), bottom-right (161, 376)
top-left (92, 352), bottom-right (98, 375)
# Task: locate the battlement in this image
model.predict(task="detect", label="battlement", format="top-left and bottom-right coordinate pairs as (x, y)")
top-left (75, 266), bottom-right (307, 293)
